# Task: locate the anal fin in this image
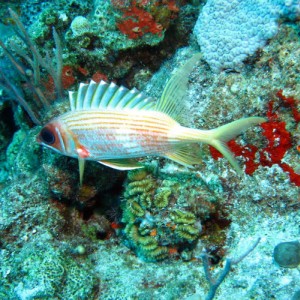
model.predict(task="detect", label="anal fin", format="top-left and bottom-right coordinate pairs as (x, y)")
top-left (98, 158), bottom-right (143, 170)
top-left (165, 144), bottom-right (203, 167)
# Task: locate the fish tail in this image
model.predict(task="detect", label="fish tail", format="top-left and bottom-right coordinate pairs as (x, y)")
top-left (207, 117), bottom-right (266, 174)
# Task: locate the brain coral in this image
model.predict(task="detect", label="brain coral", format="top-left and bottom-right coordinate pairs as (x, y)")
top-left (193, 0), bottom-right (300, 72)
top-left (120, 166), bottom-right (219, 262)
top-left (70, 16), bottom-right (91, 37)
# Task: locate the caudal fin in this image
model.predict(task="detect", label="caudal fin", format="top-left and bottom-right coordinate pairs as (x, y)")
top-left (208, 117), bottom-right (266, 174)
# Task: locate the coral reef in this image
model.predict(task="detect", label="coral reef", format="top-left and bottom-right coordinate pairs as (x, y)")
top-left (194, 0), bottom-right (300, 72)
top-left (70, 16), bottom-right (91, 37)
top-left (116, 5), bottom-right (164, 39)
top-left (173, 22), bottom-right (300, 192)
top-left (9, 241), bottom-right (97, 299)
top-left (110, 0), bottom-right (180, 40)
top-left (0, 127), bottom-right (113, 299)
top-left (57, 0), bottom-right (197, 86)
top-left (89, 210), bottom-right (300, 299)
top-left (121, 166), bottom-right (220, 261)
top-left (0, 8), bottom-right (64, 125)
top-left (41, 147), bottom-right (121, 207)
top-left (0, 0), bottom-right (299, 299)
top-left (193, 238), bottom-right (261, 300)
top-left (0, 1), bottom-right (199, 129)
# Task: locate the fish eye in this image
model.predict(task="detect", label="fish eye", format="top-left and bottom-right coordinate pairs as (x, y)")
top-left (40, 128), bottom-right (55, 145)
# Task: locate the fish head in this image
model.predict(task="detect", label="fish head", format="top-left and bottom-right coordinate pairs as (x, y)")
top-left (37, 119), bottom-right (76, 157)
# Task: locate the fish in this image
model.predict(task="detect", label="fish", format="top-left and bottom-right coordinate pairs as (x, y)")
top-left (37, 54), bottom-right (266, 184)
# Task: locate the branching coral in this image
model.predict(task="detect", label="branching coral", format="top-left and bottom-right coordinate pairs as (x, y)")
top-left (0, 9), bottom-right (63, 125)
top-left (195, 238), bottom-right (261, 300)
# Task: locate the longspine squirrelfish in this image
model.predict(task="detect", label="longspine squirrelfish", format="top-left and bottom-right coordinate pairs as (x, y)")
top-left (37, 54), bottom-right (266, 184)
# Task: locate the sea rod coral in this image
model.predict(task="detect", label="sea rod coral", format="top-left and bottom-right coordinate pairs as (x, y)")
top-left (0, 8), bottom-right (63, 125)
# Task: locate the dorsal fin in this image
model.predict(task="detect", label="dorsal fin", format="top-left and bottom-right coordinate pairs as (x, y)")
top-left (69, 80), bottom-right (155, 111)
top-left (155, 53), bottom-right (201, 123)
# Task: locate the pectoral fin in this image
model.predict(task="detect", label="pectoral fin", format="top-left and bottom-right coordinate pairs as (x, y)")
top-left (98, 158), bottom-right (143, 170)
top-left (78, 157), bottom-right (85, 186)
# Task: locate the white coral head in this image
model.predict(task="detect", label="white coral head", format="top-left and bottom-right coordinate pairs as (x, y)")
top-left (70, 16), bottom-right (91, 37)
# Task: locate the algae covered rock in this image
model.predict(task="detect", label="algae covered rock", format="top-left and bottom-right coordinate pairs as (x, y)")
top-left (6, 239), bottom-right (98, 299)
top-left (41, 148), bottom-right (121, 207)
top-left (273, 241), bottom-right (300, 268)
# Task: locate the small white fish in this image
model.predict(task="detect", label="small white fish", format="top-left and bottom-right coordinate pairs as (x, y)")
top-left (37, 54), bottom-right (266, 184)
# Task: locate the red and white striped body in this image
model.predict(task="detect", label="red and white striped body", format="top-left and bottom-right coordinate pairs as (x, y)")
top-left (53, 109), bottom-right (188, 160)
top-left (37, 71), bottom-right (266, 180)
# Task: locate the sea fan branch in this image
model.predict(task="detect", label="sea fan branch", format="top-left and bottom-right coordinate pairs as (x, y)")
top-left (0, 8), bottom-right (64, 124)
top-left (0, 69), bottom-right (41, 125)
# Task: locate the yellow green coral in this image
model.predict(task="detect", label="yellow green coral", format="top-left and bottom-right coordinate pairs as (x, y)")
top-left (175, 224), bottom-right (200, 242)
top-left (120, 167), bottom-right (206, 261)
top-left (127, 200), bottom-right (145, 217)
top-left (154, 188), bottom-right (171, 208)
top-left (124, 174), bottom-right (155, 209)
top-left (127, 168), bottom-right (148, 181)
top-left (170, 209), bottom-right (196, 225)
top-left (124, 224), bottom-right (168, 261)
